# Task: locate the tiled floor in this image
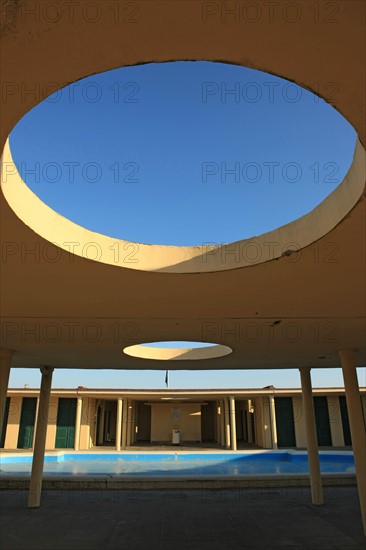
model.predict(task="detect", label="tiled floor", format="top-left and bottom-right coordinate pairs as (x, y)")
top-left (0, 487), bottom-right (364, 549)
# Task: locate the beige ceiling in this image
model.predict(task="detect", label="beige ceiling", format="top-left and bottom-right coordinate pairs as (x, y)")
top-left (0, 0), bottom-right (365, 372)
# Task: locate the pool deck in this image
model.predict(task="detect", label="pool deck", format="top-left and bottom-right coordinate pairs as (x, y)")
top-left (0, 487), bottom-right (364, 549)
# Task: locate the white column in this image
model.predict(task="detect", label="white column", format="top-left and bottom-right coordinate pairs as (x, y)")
top-left (130, 401), bottom-right (135, 444)
top-left (132, 401), bottom-right (137, 444)
top-left (229, 396), bottom-right (237, 451)
top-left (0, 349), bottom-right (13, 437)
top-left (299, 367), bottom-right (324, 505)
top-left (224, 398), bottom-right (231, 449)
top-left (121, 398), bottom-right (128, 449)
top-left (247, 400), bottom-right (253, 444)
top-left (28, 366), bottom-right (54, 508)
top-left (220, 399), bottom-right (225, 447)
top-left (74, 397), bottom-right (83, 451)
top-left (116, 397), bottom-right (123, 451)
top-left (339, 350), bottom-right (366, 535)
top-left (269, 396), bottom-right (278, 449)
top-left (216, 401), bottom-right (221, 445)
top-left (126, 400), bottom-right (132, 447)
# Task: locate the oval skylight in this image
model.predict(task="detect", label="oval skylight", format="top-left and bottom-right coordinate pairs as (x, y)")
top-left (9, 61), bottom-right (356, 247)
top-left (123, 341), bottom-right (233, 361)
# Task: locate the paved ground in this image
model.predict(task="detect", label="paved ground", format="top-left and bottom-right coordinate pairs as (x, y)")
top-left (0, 487), bottom-right (364, 549)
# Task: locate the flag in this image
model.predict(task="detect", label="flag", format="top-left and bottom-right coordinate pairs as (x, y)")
top-left (165, 370), bottom-right (169, 388)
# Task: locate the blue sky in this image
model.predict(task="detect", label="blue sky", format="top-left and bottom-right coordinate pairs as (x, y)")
top-left (9, 61), bottom-right (364, 389)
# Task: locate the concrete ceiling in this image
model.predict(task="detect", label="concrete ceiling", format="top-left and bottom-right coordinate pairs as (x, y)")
top-left (0, 0), bottom-right (365, 372)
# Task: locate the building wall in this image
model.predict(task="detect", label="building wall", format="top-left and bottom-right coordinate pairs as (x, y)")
top-left (261, 397), bottom-right (273, 449)
top-left (45, 396), bottom-right (58, 450)
top-left (253, 397), bottom-right (271, 448)
top-left (4, 395), bottom-right (22, 449)
top-left (80, 397), bottom-right (93, 450)
top-left (151, 403), bottom-right (201, 442)
top-left (292, 394), bottom-right (348, 448)
top-left (3, 390), bottom-right (365, 450)
top-left (88, 398), bottom-right (98, 447)
top-left (327, 395), bottom-right (344, 446)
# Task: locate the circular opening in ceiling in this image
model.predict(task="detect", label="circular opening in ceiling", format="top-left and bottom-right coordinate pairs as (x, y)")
top-left (9, 61), bottom-right (356, 246)
top-left (123, 341), bottom-right (233, 361)
top-left (2, 61), bottom-right (364, 273)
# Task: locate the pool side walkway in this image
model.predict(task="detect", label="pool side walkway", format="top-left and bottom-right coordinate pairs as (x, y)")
top-left (0, 487), bottom-right (364, 549)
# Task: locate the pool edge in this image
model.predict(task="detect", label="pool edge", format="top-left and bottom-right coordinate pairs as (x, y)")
top-left (0, 473), bottom-right (357, 491)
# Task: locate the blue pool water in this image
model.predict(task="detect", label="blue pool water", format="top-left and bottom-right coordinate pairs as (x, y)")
top-left (0, 452), bottom-right (355, 477)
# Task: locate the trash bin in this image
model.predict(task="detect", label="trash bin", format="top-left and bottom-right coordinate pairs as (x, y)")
top-left (172, 429), bottom-right (180, 445)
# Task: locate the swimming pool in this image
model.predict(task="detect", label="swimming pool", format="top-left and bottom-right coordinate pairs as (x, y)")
top-left (0, 451), bottom-right (355, 477)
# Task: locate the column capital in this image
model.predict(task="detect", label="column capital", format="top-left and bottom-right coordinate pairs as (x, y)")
top-left (40, 366), bottom-right (54, 376)
top-left (338, 349), bottom-right (356, 362)
top-left (299, 366), bottom-right (311, 374)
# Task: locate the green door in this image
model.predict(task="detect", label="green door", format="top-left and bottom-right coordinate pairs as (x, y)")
top-left (314, 396), bottom-right (332, 446)
top-left (55, 398), bottom-right (76, 448)
top-left (275, 397), bottom-right (296, 447)
top-left (339, 396), bottom-right (352, 446)
top-left (0, 397), bottom-right (10, 448)
top-left (17, 398), bottom-right (37, 448)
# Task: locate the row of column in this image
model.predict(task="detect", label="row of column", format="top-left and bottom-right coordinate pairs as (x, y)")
top-left (0, 348), bottom-right (365, 535)
top-left (97, 398), bottom-right (135, 450)
top-left (215, 396), bottom-right (239, 451)
top-left (216, 398), bottom-right (256, 450)
top-left (212, 357), bottom-right (365, 534)
top-left (116, 398), bottom-right (135, 450)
